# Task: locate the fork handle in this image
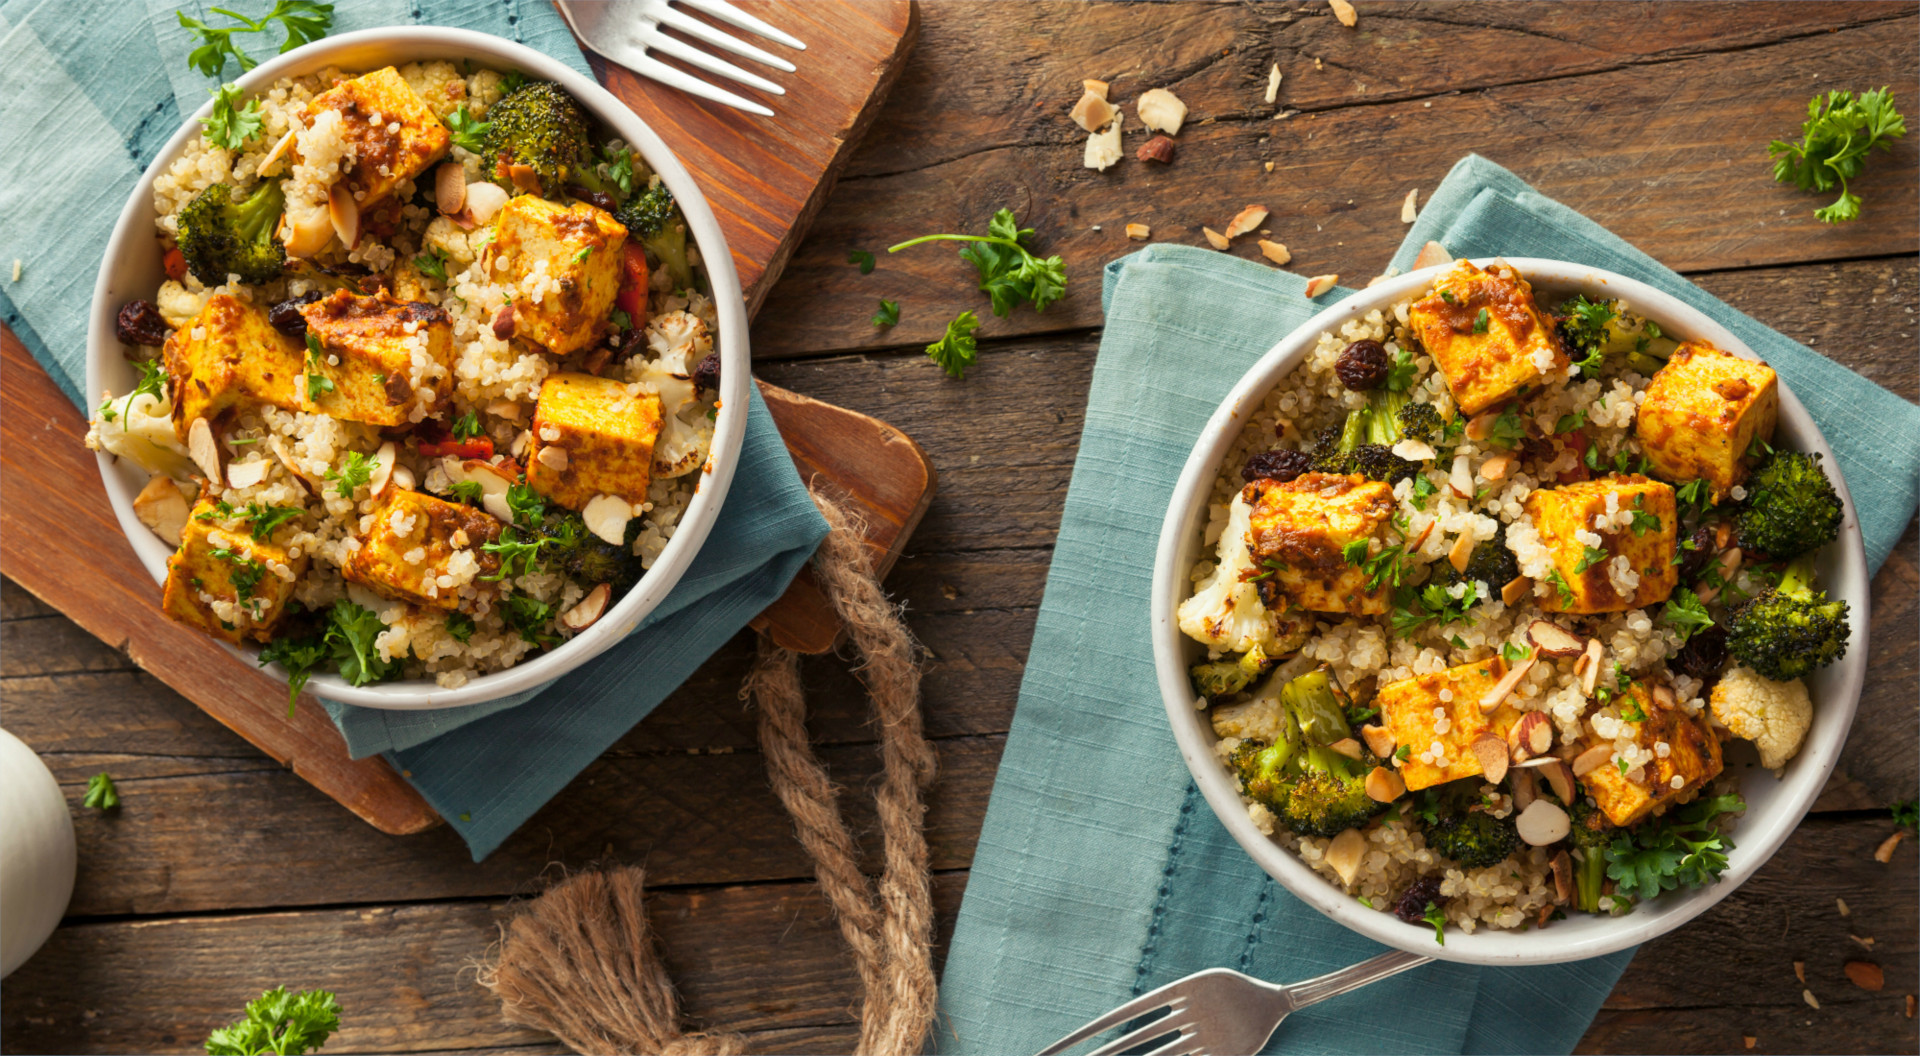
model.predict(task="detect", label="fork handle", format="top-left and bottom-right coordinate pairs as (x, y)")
top-left (1283, 949), bottom-right (1432, 1011)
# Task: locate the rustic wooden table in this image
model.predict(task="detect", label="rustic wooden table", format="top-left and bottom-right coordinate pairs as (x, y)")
top-left (3, 3), bottom-right (1915, 1054)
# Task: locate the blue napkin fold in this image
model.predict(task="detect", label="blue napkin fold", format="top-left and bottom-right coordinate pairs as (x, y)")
top-left (934, 155), bottom-right (1920, 1055)
top-left (0, 0), bottom-right (828, 860)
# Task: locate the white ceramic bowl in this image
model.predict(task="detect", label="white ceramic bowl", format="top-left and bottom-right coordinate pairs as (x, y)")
top-left (1151, 258), bottom-right (1869, 965)
top-left (86, 28), bottom-right (750, 709)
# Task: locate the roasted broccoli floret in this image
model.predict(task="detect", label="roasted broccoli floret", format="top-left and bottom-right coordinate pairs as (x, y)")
top-left (1396, 401), bottom-right (1446, 445)
top-left (1436, 524), bottom-right (1520, 595)
top-left (1312, 400), bottom-right (1420, 486)
top-left (1191, 644), bottom-right (1273, 700)
top-left (1229, 668), bottom-right (1388, 837)
top-left (1424, 804), bottom-right (1520, 870)
top-left (1725, 555), bottom-right (1850, 681)
top-left (615, 183), bottom-right (694, 293)
top-left (1568, 798), bottom-right (1614, 913)
top-left (530, 510), bottom-right (644, 593)
top-left (176, 180), bottom-right (287, 285)
top-left (1733, 450), bottom-right (1843, 559)
top-left (481, 82), bottom-right (592, 196)
top-left (1279, 745), bottom-right (1389, 838)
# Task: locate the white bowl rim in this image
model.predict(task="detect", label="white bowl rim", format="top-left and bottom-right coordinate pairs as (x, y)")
top-left (1150, 257), bottom-right (1870, 965)
top-left (84, 26), bottom-right (752, 710)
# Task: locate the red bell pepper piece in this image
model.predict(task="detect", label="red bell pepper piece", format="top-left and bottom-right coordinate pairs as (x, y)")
top-left (163, 247), bottom-right (188, 282)
top-left (417, 437), bottom-right (495, 460)
top-left (615, 242), bottom-right (651, 327)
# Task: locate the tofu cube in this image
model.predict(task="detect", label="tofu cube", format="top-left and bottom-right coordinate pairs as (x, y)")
top-left (299, 290), bottom-right (454, 427)
top-left (1522, 475), bottom-right (1678, 615)
top-left (161, 501), bottom-right (307, 643)
top-left (161, 294), bottom-right (306, 442)
top-left (1377, 658), bottom-right (1525, 792)
top-left (485, 196), bottom-right (628, 357)
top-left (1636, 340), bottom-right (1779, 500)
top-left (1575, 685), bottom-right (1725, 826)
top-left (307, 66), bottom-right (451, 206)
top-left (342, 487), bottom-right (503, 611)
top-left (526, 372), bottom-right (664, 510)
top-left (1408, 260), bottom-right (1569, 415)
top-left (1244, 472), bottom-right (1397, 616)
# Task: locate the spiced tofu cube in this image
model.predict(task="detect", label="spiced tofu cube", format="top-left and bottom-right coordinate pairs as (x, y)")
top-left (298, 290), bottom-right (454, 426)
top-left (342, 487), bottom-right (503, 610)
top-left (1575, 685), bottom-right (1724, 826)
top-left (484, 195), bottom-right (628, 357)
top-left (1243, 472), bottom-right (1397, 616)
top-left (1376, 658), bottom-right (1525, 793)
top-left (161, 501), bottom-right (307, 643)
top-left (1636, 340), bottom-right (1779, 500)
top-left (1522, 475), bottom-right (1678, 615)
top-left (162, 294), bottom-right (306, 441)
top-left (306, 66), bottom-right (451, 206)
top-left (526, 372), bottom-right (664, 510)
top-left (1408, 260), bottom-right (1569, 415)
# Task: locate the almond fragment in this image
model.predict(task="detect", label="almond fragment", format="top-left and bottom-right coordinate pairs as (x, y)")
top-left (1084, 123), bottom-right (1123, 171)
top-left (1875, 831), bottom-right (1904, 862)
top-left (1507, 712), bottom-right (1552, 761)
top-left (1392, 438), bottom-right (1436, 462)
top-left (1325, 826), bottom-right (1367, 885)
top-left (1069, 89), bottom-right (1118, 133)
top-left (225, 458), bottom-right (269, 490)
top-left (1480, 452), bottom-right (1516, 480)
top-left (1478, 653), bottom-right (1534, 713)
top-left (1365, 765), bottom-right (1406, 803)
top-left (1303, 274), bottom-right (1339, 298)
top-left (188, 417), bottom-right (222, 486)
top-left (1470, 733), bottom-right (1509, 785)
top-left (1501, 575), bottom-right (1531, 606)
top-left (537, 445), bottom-right (569, 472)
top-left (1570, 742), bottom-right (1614, 777)
top-left (1447, 533), bottom-right (1475, 574)
top-left (560, 582), bottom-right (611, 632)
top-left (1257, 239), bottom-right (1291, 265)
top-left (1083, 78), bottom-right (1110, 101)
top-left (1549, 850), bottom-right (1573, 903)
top-left (435, 162), bottom-right (466, 216)
top-left (486, 399), bottom-right (523, 420)
top-left (1465, 408), bottom-right (1503, 441)
top-left (133, 475), bottom-right (191, 545)
top-left (1515, 799), bottom-right (1570, 846)
top-left (457, 458), bottom-right (516, 523)
top-left (493, 303), bottom-right (516, 340)
top-left (1576, 638), bottom-right (1604, 695)
top-left (258, 128), bottom-right (298, 177)
top-left (1265, 64), bottom-right (1282, 104)
top-left (1407, 518), bottom-right (1435, 552)
top-left (1329, 0), bottom-right (1357, 26)
top-left (1845, 961), bottom-right (1885, 991)
top-left (1201, 227), bottom-right (1230, 250)
top-left (1906, 993), bottom-right (1915, 1018)
top-left (464, 181), bottom-right (509, 224)
top-left (1327, 737), bottom-right (1363, 761)
top-left (392, 464), bottom-right (415, 492)
top-left (1527, 620), bottom-right (1585, 658)
top-left (1136, 135), bottom-right (1175, 163)
top-left (1224, 205), bottom-right (1270, 239)
top-left (582, 494), bottom-right (634, 546)
top-left (1125, 223), bottom-right (1151, 240)
top-left (1360, 724), bottom-right (1395, 758)
top-left (1651, 684), bottom-right (1677, 711)
top-left (1401, 188), bottom-right (1419, 223)
top-left (1413, 241), bottom-right (1451, 270)
top-left (1449, 452), bottom-right (1473, 498)
top-left (1511, 768), bottom-right (1537, 812)
top-left (269, 435), bottom-right (315, 492)
top-left (327, 181), bottom-right (360, 249)
top-left (1743, 1037), bottom-right (1756, 1050)
top-left (1538, 757), bottom-right (1576, 803)
top-left (1695, 547), bottom-right (1743, 604)
top-left (1794, 960), bottom-right (1807, 984)
top-left (1136, 87), bottom-right (1188, 134)
top-left (368, 441), bottom-right (397, 497)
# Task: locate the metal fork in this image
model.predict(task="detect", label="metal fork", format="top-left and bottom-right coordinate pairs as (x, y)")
top-left (556, 0), bottom-right (806, 118)
top-left (1036, 949), bottom-right (1431, 1056)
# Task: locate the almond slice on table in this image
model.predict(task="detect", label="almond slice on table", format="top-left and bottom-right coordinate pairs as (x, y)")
top-left (1069, 89), bottom-right (1118, 133)
top-left (1515, 799), bottom-right (1570, 846)
top-left (1258, 239), bottom-right (1292, 265)
top-left (1478, 652), bottom-right (1535, 713)
top-left (1084, 123), bottom-right (1123, 171)
top-left (1360, 724), bottom-right (1395, 758)
top-left (560, 582), bottom-right (611, 632)
top-left (1365, 765), bottom-right (1405, 803)
top-left (1329, 0), bottom-right (1358, 27)
top-left (1507, 712), bottom-right (1552, 761)
top-left (1083, 79), bottom-right (1110, 100)
top-left (435, 162), bottom-right (467, 215)
top-left (1265, 64), bottom-right (1282, 104)
top-left (133, 475), bottom-right (191, 545)
top-left (328, 182), bottom-right (360, 249)
top-left (1202, 226), bottom-right (1231, 250)
top-left (187, 417), bottom-right (222, 486)
top-left (1303, 274), bottom-right (1339, 298)
top-left (1401, 188), bottom-right (1419, 223)
top-left (1125, 223), bottom-right (1151, 240)
top-left (1136, 135), bottom-right (1175, 163)
top-left (1501, 575), bottom-right (1531, 606)
top-left (225, 458), bottom-right (270, 489)
top-left (1224, 205), bottom-right (1269, 238)
top-left (582, 493), bottom-right (634, 546)
top-left (1325, 827), bottom-right (1367, 885)
top-left (1875, 831), bottom-right (1905, 862)
top-left (1136, 87), bottom-right (1188, 134)
top-left (1470, 732), bottom-right (1509, 785)
top-left (1412, 241), bottom-right (1451, 270)
top-left (1448, 533), bottom-right (1475, 574)
top-left (367, 441), bottom-right (397, 497)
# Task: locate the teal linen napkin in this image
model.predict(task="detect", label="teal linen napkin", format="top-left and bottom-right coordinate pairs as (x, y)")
top-left (935, 155), bottom-right (1920, 1055)
top-left (0, 0), bottom-right (829, 860)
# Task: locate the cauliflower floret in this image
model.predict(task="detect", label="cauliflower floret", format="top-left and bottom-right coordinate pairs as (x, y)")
top-left (1178, 492), bottom-right (1289, 654)
top-left (1210, 673), bottom-right (1290, 742)
top-left (85, 390), bottom-right (194, 478)
top-left (156, 279), bottom-right (209, 329)
top-left (1710, 665), bottom-right (1813, 770)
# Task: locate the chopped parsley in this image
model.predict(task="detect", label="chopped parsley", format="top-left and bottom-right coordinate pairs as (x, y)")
top-left (83, 772), bottom-right (121, 811)
top-left (448, 479), bottom-right (484, 505)
top-left (199, 81), bottom-right (263, 149)
top-left (1422, 901), bottom-right (1448, 945)
top-left (1575, 545), bottom-right (1610, 574)
top-left (1545, 568), bottom-right (1575, 606)
top-left (872, 298), bottom-right (900, 329)
top-left (413, 248), bottom-right (449, 282)
top-left (847, 249), bottom-right (876, 274)
top-left (574, 246), bottom-right (593, 262)
top-left (1660, 588), bottom-right (1714, 644)
top-left (1486, 407), bottom-right (1527, 449)
top-left (1383, 347), bottom-right (1418, 393)
top-left (326, 450), bottom-right (374, 498)
top-left (1501, 641), bottom-right (1529, 663)
top-left (451, 409), bottom-right (484, 441)
top-left (444, 612), bottom-right (476, 643)
top-left (609, 308), bottom-right (633, 332)
top-left (1471, 307), bottom-right (1490, 334)
top-left (925, 310), bottom-right (980, 379)
top-left (210, 546), bottom-right (265, 602)
top-left (1410, 474), bottom-right (1438, 510)
top-left (243, 503), bottom-right (304, 540)
top-left (445, 103), bottom-right (491, 153)
top-left (304, 332), bottom-right (334, 403)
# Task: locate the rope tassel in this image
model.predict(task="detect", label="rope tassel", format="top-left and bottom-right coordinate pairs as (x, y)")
top-left (482, 488), bottom-right (938, 1056)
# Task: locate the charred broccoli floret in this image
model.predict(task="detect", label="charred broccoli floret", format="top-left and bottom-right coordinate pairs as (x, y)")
top-left (1733, 450), bottom-right (1843, 559)
top-left (1279, 745), bottom-right (1389, 838)
top-left (1416, 779), bottom-right (1520, 869)
top-left (530, 511), bottom-right (644, 592)
top-left (481, 82), bottom-right (592, 196)
top-left (1312, 397), bottom-right (1421, 486)
top-left (1190, 644), bottom-right (1273, 700)
top-left (1229, 668), bottom-right (1387, 837)
top-left (176, 180), bottom-right (286, 285)
top-left (1396, 401), bottom-right (1446, 445)
top-left (615, 183), bottom-right (694, 293)
top-left (1569, 798), bottom-right (1614, 913)
top-left (1436, 524), bottom-right (1520, 594)
top-left (1725, 555), bottom-right (1850, 681)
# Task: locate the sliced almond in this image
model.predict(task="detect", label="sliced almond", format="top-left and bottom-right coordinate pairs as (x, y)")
top-left (280, 196), bottom-right (333, 258)
top-left (1651, 684), bottom-right (1677, 711)
top-left (187, 417), bottom-right (221, 486)
top-left (1413, 241), bottom-right (1451, 270)
top-left (1408, 518), bottom-right (1435, 552)
top-left (1480, 453), bottom-right (1516, 481)
top-left (1392, 438), bottom-right (1436, 462)
top-left (493, 303), bottom-right (517, 341)
top-left (1125, 223), bottom-right (1151, 240)
top-left (1365, 765), bottom-right (1406, 804)
top-left (1526, 620), bottom-right (1585, 658)
top-left (1202, 226), bottom-right (1231, 250)
top-left (582, 493), bottom-right (634, 546)
top-left (1083, 123), bottom-right (1123, 171)
top-left (133, 475), bottom-right (191, 545)
top-left (486, 399), bottom-right (524, 420)
top-left (1303, 273), bottom-right (1339, 298)
top-left (1448, 533), bottom-right (1476, 574)
top-left (1550, 850), bottom-right (1573, 903)
top-left (435, 162), bottom-right (467, 215)
top-left (559, 582), bottom-right (611, 632)
top-left (392, 464), bottom-right (416, 492)
top-left (1083, 78), bottom-right (1110, 101)
top-left (1515, 799), bottom-right (1570, 846)
top-left (1570, 742), bottom-right (1614, 778)
top-left (1400, 187), bottom-right (1419, 223)
top-left (1224, 205), bottom-right (1269, 239)
top-left (1325, 826), bottom-right (1367, 885)
top-left (1136, 87), bottom-right (1188, 134)
top-left (1465, 408), bottom-right (1502, 442)
top-left (268, 435), bottom-right (315, 491)
top-left (258, 128), bottom-right (298, 177)
top-left (1449, 452), bottom-right (1473, 498)
top-left (1874, 831), bottom-right (1904, 862)
top-left (1360, 724), bottom-right (1395, 758)
top-left (1257, 239), bottom-right (1292, 266)
top-left (1478, 653), bottom-right (1534, 713)
top-left (1575, 638), bottom-right (1604, 696)
top-left (536, 445), bottom-right (569, 472)
top-left (1845, 961), bottom-right (1885, 992)
top-left (1507, 712), bottom-right (1552, 761)
top-left (464, 181), bottom-right (509, 224)
top-left (459, 458), bottom-right (517, 523)
top-left (1470, 732), bottom-right (1509, 785)
top-left (1068, 89), bottom-right (1118, 133)
top-left (1136, 135), bottom-right (1175, 163)
top-left (1265, 63), bottom-right (1282, 105)
top-left (225, 458), bottom-right (269, 489)
top-left (1538, 757), bottom-right (1576, 804)
top-left (1501, 575), bottom-right (1531, 606)
top-left (1511, 768), bottom-right (1538, 812)
top-left (1695, 548), bottom-right (1743, 604)
top-left (1329, 0), bottom-right (1358, 27)
top-left (1327, 737), bottom-right (1364, 761)
top-left (327, 181), bottom-right (360, 249)
top-left (368, 441), bottom-right (397, 497)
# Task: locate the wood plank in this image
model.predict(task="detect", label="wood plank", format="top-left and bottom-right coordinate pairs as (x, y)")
top-left (751, 10), bottom-right (1919, 358)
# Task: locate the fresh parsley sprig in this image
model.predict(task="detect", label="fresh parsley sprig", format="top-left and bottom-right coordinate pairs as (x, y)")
top-left (872, 299), bottom-right (900, 329)
top-left (445, 104), bottom-right (491, 153)
top-left (1660, 588), bottom-right (1714, 644)
top-left (1769, 87), bottom-right (1907, 224)
top-left (925, 310), bottom-right (980, 379)
top-left (200, 82), bottom-right (264, 149)
top-left (179, 1), bottom-right (336, 79)
top-left (1605, 793), bottom-right (1745, 903)
top-left (888, 208), bottom-right (1068, 318)
top-left (204, 986), bottom-right (342, 1056)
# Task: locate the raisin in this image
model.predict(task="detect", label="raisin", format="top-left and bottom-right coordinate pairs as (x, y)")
top-left (1242, 448), bottom-right (1313, 484)
top-left (1391, 874), bottom-right (1446, 924)
top-left (1675, 524), bottom-right (1718, 583)
top-left (1335, 339), bottom-right (1390, 391)
top-left (692, 353), bottom-right (721, 393)
top-left (115, 300), bottom-right (171, 347)
top-left (1671, 626), bottom-right (1728, 682)
top-left (268, 291), bottom-right (324, 337)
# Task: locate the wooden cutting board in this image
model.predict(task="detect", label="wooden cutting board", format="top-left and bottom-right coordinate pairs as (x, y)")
top-left (0, 0), bottom-right (927, 835)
